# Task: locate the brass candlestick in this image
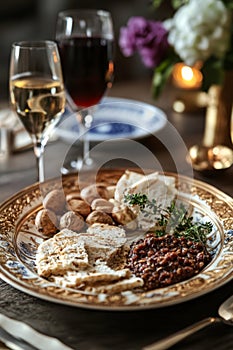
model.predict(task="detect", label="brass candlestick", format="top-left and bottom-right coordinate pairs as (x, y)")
top-left (187, 71), bottom-right (233, 172)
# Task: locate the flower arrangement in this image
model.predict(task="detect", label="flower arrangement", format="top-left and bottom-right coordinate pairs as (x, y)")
top-left (119, 0), bottom-right (233, 98)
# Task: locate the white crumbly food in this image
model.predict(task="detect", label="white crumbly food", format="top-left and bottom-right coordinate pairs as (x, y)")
top-left (114, 170), bottom-right (177, 230)
top-left (36, 224), bottom-right (143, 293)
top-left (114, 170), bottom-right (144, 202)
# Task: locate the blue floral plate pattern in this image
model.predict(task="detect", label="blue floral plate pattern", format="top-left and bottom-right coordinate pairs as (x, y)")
top-left (56, 97), bottom-right (167, 142)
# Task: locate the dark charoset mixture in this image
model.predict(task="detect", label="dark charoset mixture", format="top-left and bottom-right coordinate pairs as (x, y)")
top-left (127, 233), bottom-right (211, 290)
top-left (124, 193), bottom-right (213, 290)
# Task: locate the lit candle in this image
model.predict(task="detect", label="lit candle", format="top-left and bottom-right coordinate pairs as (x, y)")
top-left (172, 62), bottom-right (203, 89)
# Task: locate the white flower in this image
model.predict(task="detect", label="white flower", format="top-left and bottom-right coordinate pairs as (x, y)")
top-left (164, 0), bottom-right (231, 66)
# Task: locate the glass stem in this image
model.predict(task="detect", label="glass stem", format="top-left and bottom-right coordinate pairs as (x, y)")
top-left (66, 95), bottom-right (93, 168)
top-left (82, 111), bottom-right (93, 166)
top-left (34, 142), bottom-right (45, 183)
top-left (83, 132), bottom-right (92, 166)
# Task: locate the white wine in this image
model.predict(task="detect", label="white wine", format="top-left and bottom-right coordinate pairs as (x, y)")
top-left (9, 40), bottom-right (66, 183)
top-left (10, 76), bottom-right (66, 141)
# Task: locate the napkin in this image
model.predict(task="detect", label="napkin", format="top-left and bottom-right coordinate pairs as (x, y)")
top-left (0, 108), bottom-right (31, 152)
top-left (0, 108), bottom-right (58, 152)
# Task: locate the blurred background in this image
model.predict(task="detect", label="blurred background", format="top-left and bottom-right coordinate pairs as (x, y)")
top-left (0, 0), bottom-right (171, 102)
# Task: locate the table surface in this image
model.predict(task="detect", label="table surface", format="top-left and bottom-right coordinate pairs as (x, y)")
top-left (0, 79), bottom-right (233, 350)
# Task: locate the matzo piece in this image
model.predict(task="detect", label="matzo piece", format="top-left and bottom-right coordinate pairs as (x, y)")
top-left (36, 225), bottom-right (144, 294)
top-left (87, 223), bottom-right (126, 238)
top-left (36, 236), bottom-right (88, 277)
top-left (51, 260), bottom-right (131, 288)
top-left (91, 276), bottom-right (144, 294)
top-left (36, 226), bottom-right (127, 278)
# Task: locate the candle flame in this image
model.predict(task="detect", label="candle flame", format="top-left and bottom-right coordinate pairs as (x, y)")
top-left (173, 63), bottom-right (203, 89)
top-left (181, 66), bottom-right (194, 81)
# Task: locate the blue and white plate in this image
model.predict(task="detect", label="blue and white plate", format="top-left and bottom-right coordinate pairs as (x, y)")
top-left (56, 97), bottom-right (167, 142)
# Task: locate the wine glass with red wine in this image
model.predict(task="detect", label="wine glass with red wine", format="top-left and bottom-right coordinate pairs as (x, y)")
top-left (56, 9), bottom-right (114, 169)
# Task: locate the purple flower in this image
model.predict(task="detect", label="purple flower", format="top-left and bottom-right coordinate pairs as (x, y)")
top-left (119, 16), bottom-right (169, 68)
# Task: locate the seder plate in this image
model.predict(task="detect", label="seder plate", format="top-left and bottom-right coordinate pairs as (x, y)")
top-left (0, 169), bottom-right (232, 311)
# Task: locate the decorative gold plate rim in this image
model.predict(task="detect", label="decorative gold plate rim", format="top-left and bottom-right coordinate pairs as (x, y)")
top-left (0, 169), bottom-right (232, 311)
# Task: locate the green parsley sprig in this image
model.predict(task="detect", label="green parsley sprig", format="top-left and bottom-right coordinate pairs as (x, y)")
top-left (124, 193), bottom-right (213, 243)
top-left (124, 192), bottom-right (161, 217)
top-left (124, 193), bottom-right (148, 210)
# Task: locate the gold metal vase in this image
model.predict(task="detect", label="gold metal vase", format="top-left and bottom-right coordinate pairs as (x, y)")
top-left (188, 70), bottom-right (233, 172)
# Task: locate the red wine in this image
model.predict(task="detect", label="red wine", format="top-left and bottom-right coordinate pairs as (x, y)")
top-left (58, 37), bottom-right (114, 108)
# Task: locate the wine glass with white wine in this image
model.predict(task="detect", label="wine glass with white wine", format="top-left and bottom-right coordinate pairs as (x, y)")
top-left (9, 40), bottom-right (66, 182)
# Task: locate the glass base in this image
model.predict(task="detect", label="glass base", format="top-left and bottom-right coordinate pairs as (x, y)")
top-left (61, 156), bottom-right (94, 174)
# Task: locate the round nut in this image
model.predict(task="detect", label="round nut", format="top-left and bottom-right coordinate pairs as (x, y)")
top-left (91, 198), bottom-right (114, 213)
top-left (112, 205), bottom-right (137, 229)
top-left (66, 192), bottom-right (81, 202)
top-left (80, 183), bottom-right (109, 204)
top-left (43, 189), bottom-right (66, 214)
top-left (60, 211), bottom-right (84, 232)
top-left (35, 209), bottom-right (58, 236)
top-left (86, 210), bottom-right (114, 226)
top-left (105, 185), bottom-right (116, 199)
top-left (67, 199), bottom-right (91, 217)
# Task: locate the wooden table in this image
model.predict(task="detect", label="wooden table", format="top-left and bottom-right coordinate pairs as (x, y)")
top-left (0, 80), bottom-right (232, 350)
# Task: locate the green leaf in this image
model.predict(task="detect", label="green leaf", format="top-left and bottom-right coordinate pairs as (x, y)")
top-left (124, 193), bottom-right (148, 210)
top-left (152, 0), bottom-right (164, 8)
top-left (221, 0), bottom-right (233, 9)
top-left (152, 55), bottom-right (179, 99)
top-left (171, 0), bottom-right (189, 9)
top-left (151, 0), bottom-right (188, 9)
top-left (223, 25), bottom-right (233, 69)
top-left (224, 51), bottom-right (233, 69)
top-left (201, 58), bottom-right (224, 91)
